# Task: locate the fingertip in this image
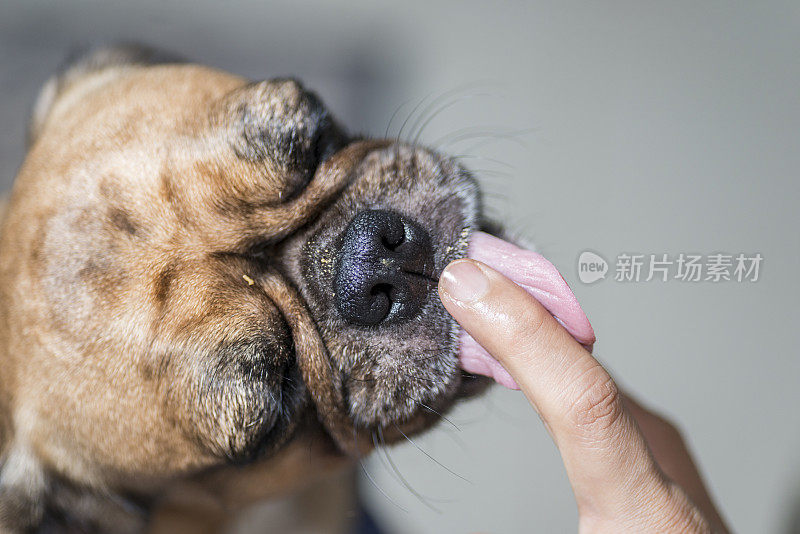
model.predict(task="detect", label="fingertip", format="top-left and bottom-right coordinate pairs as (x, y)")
top-left (439, 259), bottom-right (490, 304)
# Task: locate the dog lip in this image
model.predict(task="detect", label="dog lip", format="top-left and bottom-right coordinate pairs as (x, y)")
top-left (402, 268), bottom-right (438, 284)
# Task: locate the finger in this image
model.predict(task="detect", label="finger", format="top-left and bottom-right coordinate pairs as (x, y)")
top-left (438, 259), bottom-right (667, 515)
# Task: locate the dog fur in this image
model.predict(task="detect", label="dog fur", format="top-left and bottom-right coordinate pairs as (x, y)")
top-left (0, 45), bottom-right (488, 532)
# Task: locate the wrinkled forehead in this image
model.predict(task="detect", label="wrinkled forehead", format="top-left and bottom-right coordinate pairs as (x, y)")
top-left (39, 64), bottom-right (340, 182)
top-left (42, 65), bottom-right (247, 140)
top-left (24, 65), bottom-right (359, 249)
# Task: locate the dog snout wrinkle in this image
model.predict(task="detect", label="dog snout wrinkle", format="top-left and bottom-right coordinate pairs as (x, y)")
top-left (335, 209), bottom-right (434, 326)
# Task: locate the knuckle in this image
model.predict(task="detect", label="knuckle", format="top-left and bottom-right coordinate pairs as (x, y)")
top-left (503, 306), bottom-right (555, 365)
top-left (509, 304), bottom-right (552, 351)
top-left (568, 366), bottom-right (623, 433)
top-left (482, 274), bottom-right (560, 361)
top-left (512, 303), bottom-right (548, 340)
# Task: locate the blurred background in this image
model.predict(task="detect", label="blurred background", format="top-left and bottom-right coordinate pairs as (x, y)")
top-left (2, 1), bottom-right (798, 532)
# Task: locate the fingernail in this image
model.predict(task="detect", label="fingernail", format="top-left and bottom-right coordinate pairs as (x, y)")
top-left (440, 260), bottom-right (489, 303)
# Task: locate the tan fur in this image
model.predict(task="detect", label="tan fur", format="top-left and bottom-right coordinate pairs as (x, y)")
top-left (0, 47), bottom-right (486, 531)
top-left (1, 64), bottom-right (359, 528)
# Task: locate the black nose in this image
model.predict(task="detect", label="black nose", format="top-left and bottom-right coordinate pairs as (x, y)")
top-left (335, 210), bottom-right (435, 326)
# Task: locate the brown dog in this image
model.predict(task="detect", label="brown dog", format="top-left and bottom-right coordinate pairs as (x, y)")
top-left (0, 45), bottom-right (490, 532)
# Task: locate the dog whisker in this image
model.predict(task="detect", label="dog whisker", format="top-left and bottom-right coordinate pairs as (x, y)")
top-left (464, 168), bottom-right (515, 180)
top-left (393, 424), bottom-right (472, 485)
top-left (354, 426), bottom-right (407, 513)
top-left (384, 97), bottom-right (414, 139)
top-left (449, 153), bottom-right (516, 170)
top-left (404, 81), bottom-right (504, 145)
top-left (433, 127), bottom-right (536, 153)
top-left (480, 392), bottom-right (524, 423)
top-left (378, 427), bottom-right (453, 509)
top-left (456, 127), bottom-right (539, 155)
top-left (410, 92), bottom-right (495, 147)
top-left (396, 91), bottom-right (436, 143)
top-left (438, 426), bottom-right (471, 453)
top-left (371, 430), bottom-right (443, 512)
top-left (479, 191), bottom-right (512, 204)
top-left (429, 125), bottom-right (518, 148)
top-left (379, 428), bottom-right (461, 503)
top-left (371, 430), bottom-right (398, 481)
top-left (396, 392), bottom-right (460, 432)
top-left (396, 81), bottom-right (501, 143)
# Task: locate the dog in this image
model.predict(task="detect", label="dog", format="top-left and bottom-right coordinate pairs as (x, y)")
top-left (0, 45), bottom-right (492, 532)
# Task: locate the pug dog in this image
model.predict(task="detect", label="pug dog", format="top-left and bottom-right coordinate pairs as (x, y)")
top-left (0, 45), bottom-right (494, 532)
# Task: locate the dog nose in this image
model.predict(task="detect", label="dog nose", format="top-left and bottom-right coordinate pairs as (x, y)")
top-left (335, 209), bottom-right (434, 326)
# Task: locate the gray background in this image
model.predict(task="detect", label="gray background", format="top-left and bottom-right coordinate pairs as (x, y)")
top-left (2, 1), bottom-right (798, 532)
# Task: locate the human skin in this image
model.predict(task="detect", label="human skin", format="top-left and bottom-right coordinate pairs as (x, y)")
top-left (438, 259), bottom-right (729, 533)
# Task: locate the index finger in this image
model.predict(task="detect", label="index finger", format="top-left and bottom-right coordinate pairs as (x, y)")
top-left (438, 259), bottom-right (667, 516)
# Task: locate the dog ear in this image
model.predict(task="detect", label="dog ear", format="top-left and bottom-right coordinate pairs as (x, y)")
top-left (28, 43), bottom-right (185, 146)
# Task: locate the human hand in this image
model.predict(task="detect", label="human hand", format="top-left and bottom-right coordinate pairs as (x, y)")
top-left (439, 259), bottom-right (729, 533)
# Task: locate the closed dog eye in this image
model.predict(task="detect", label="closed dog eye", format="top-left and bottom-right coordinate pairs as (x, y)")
top-left (219, 78), bottom-right (348, 202)
top-left (145, 256), bottom-right (308, 463)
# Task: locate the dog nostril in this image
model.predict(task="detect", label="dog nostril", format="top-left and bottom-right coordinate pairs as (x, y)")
top-left (381, 233), bottom-right (404, 251)
top-left (370, 283), bottom-right (394, 298)
top-left (376, 217), bottom-right (405, 252)
top-left (335, 210), bottom-right (433, 326)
